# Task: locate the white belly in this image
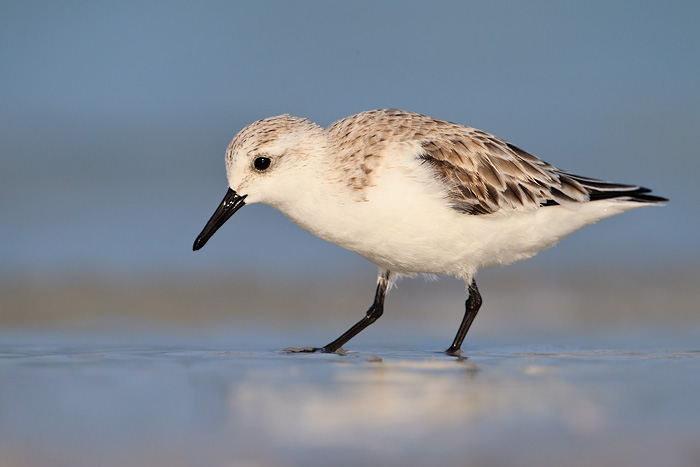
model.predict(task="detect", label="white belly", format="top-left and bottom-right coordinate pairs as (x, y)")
top-left (277, 161), bottom-right (643, 281)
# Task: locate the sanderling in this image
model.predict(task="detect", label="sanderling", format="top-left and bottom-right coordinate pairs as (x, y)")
top-left (193, 109), bottom-right (667, 355)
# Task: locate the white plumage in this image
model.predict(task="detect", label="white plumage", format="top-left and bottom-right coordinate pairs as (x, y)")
top-left (194, 109), bottom-right (667, 354)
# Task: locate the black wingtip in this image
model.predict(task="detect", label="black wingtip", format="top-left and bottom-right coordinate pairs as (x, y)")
top-left (589, 186), bottom-right (669, 204)
top-left (564, 175), bottom-right (668, 204)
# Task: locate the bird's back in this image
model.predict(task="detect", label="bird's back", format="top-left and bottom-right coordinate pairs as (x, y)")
top-left (327, 109), bottom-right (667, 214)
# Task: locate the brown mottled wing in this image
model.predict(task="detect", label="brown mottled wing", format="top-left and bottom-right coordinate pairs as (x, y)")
top-left (418, 130), bottom-right (589, 214)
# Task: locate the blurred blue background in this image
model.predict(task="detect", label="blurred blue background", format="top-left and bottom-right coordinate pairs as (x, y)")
top-left (2, 6), bottom-right (699, 466)
top-left (1, 0), bottom-right (697, 283)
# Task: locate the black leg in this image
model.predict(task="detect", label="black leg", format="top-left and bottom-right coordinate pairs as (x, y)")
top-left (318, 270), bottom-right (391, 353)
top-left (445, 279), bottom-right (482, 356)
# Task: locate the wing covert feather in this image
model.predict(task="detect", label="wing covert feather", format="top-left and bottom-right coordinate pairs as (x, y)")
top-left (418, 133), bottom-right (589, 214)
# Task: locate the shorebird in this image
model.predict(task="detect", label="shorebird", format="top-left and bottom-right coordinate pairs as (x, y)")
top-left (193, 109), bottom-right (667, 355)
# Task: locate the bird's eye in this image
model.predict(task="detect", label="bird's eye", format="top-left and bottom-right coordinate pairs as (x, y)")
top-left (253, 156), bottom-right (271, 171)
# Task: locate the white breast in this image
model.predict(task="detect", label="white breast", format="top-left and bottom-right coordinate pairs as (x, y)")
top-left (275, 151), bottom-right (644, 282)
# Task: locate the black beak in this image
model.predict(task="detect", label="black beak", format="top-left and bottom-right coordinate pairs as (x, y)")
top-left (193, 188), bottom-right (248, 251)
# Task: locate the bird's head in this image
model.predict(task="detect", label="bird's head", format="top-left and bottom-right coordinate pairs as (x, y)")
top-left (193, 114), bottom-right (327, 251)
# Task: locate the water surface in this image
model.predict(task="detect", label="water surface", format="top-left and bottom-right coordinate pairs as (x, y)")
top-left (1, 332), bottom-right (698, 467)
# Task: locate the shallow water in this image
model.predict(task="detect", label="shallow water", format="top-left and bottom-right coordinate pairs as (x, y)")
top-left (1, 332), bottom-right (699, 467)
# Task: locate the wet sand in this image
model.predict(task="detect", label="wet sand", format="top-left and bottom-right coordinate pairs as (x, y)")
top-left (1, 332), bottom-right (699, 467)
top-left (1, 270), bottom-right (699, 466)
